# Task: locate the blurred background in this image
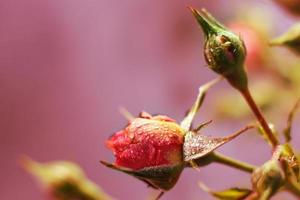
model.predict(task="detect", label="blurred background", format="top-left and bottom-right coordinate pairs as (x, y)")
top-left (1, 0), bottom-right (300, 199)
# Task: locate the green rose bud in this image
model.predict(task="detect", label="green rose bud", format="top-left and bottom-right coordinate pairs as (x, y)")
top-left (251, 159), bottom-right (285, 199)
top-left (250, 144), bottom-right (299, 199)
top-left (189, 7), bottom-right (248, 91)
top-left (21, 157), bottom-right (112, 200)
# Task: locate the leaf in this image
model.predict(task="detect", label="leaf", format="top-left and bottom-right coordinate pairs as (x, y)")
top-left (183, 125), bottom-right (253, 162)
top-left (198, 182), bottom-right (252, 200)
top-left (180, 77), bottom-right (222, 131)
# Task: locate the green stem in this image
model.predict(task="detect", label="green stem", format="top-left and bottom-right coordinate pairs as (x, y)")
top-left (212, 152), bottom-right (256, 173)
top-left (241, 88), bottom-right (279, 148)
top-left (180, 77), bottom-right (222, 131)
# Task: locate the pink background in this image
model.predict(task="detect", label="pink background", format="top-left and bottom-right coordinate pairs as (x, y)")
top-left (0, 0), bottom-right (299, 199)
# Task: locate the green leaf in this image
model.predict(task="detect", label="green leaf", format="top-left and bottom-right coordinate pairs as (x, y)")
top-left (198, 182), bottom-right (252, 200)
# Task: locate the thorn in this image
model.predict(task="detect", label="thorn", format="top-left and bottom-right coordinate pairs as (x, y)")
top-left (155, 191), bottom-right (164, 200)
top-left (194, 120), bottom-right (213, 132)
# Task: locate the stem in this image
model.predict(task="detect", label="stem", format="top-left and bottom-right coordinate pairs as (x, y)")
top-left (212, 152), bottom-right (256, 173)
top-left (180, 77), bottom-right (222, 131)
top-left (241, 88), bottom-right (279, 148)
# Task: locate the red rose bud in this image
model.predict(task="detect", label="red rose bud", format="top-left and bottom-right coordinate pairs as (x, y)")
top-left (21, 156), bottom-right (112, 200)
top-left (107, 112), bottom-right (184, 170)
top-left (102, 80), bottom-right (252, 193)
top-left (189, 7), bottom-right (248, 91)
top-left (102, 112), bottom-right (185, 191)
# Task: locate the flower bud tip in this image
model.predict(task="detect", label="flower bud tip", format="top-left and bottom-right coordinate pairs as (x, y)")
top-left (189, 7), bottom-right (220, 36)
top-left (190, 7), bottom-right (248, 90)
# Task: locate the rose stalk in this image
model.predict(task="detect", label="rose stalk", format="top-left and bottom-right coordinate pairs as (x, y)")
top-left (189, 7), bottom-right (279, 149)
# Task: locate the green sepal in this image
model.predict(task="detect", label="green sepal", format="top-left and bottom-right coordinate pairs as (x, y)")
top-left (100, 161), bottom-right (184, 191)
top-left (189, 7), bottom-right (225, 36)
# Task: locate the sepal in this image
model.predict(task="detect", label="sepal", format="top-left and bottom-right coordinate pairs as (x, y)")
top-left (100, 161), bottom-right (184, 191)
